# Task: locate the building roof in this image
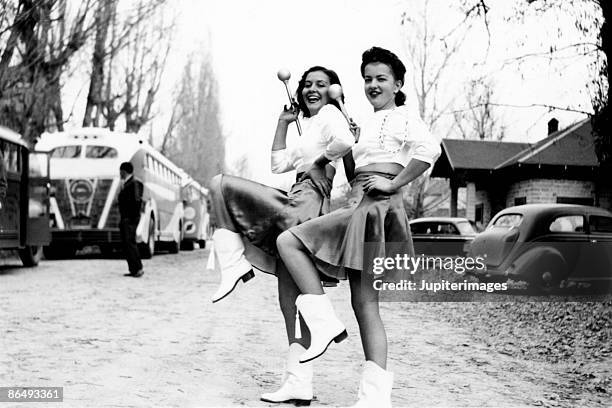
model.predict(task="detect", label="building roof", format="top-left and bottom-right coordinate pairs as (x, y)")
top-left (434, 118), bottom-right (598, 175)
top-left (440, 139), bottom-right (529, 170)
top-left (494, 119), bottom-right (598, 169)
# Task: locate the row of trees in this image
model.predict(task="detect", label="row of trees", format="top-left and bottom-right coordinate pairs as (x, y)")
top-left (0, 0), bottom-right (226, 185)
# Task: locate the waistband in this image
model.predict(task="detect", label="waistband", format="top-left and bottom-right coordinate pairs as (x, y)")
top-left (353, 171), bottom-right (396, 180)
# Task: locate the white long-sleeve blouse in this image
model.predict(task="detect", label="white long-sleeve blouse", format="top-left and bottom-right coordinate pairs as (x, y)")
top-left (271, 104), bottom-right (354, 174)
top-left (352, 105), bottom-right (441, 169)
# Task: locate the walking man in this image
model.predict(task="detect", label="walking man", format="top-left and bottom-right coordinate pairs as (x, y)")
top-left (119, 162), bottom-right (144, 277)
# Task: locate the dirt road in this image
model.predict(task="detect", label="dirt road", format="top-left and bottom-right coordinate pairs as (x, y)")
top-left (1, 249), bottom-right (610, 407)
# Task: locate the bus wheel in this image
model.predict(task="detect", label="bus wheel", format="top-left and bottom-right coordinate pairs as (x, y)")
top-left (19, 245), bottom-right (43, 267)
top-left (139, 217), bottom-right (156, 259)
top-left (197, 239), bottom-right (206, 249)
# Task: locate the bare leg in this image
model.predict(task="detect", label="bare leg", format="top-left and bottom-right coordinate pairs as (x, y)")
top-left (276, 231), bottom-right (324, 295)
top-left (277, 261), bottom-right (311, 348)
top-left (348, 270), bottom-right (387, 369)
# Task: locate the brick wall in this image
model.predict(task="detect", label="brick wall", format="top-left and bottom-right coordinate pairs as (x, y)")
top-left (505, 179), bottom-right (595, 207)
top-left (475, 189), bottom-right (493, 224)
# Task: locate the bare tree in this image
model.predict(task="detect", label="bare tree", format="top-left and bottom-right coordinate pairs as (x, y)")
top-left (401, 0), bottom-right (487, 132)
top-left (467, 0), bottom-right (610, 165)
top-left (164, 53), bottom-right (225, 186)
top-left (400, 0), bottom-right (487, 218)
top-left (453, 79), bottom-right (505, 140)
top-left (0, 0), bottom-right (97, 144)
top-left (81, 0), bottom-right (173, 133)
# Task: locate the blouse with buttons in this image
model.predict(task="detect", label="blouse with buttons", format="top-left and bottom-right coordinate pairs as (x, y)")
top-left (352, 104), bottom-right (441, 169)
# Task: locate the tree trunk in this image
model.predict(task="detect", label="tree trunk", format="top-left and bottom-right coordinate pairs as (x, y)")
top-left (83, 0), bottom-right (115, 127)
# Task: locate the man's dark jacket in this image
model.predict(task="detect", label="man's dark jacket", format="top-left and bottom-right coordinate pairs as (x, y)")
top-left (118, 176), bottom-right (143, 222)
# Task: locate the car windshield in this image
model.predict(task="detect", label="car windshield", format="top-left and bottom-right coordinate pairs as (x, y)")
top-left (456, 221), bottom-right (476, 235)
top-left (490, 214), bottom-right (522, 229)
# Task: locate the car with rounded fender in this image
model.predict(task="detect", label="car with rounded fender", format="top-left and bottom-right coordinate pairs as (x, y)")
top-left (468, 204), bottom-right (612, 290)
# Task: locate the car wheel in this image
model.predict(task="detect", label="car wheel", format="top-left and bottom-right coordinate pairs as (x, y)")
top-left (527, 256), bottom-right (567, 292)
top-left (197, 239), bottom-right (206, 249)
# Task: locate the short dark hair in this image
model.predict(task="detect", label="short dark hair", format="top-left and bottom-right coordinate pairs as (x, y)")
top-left (295, 66), bottom-right (344, 117)
top-left (360, 47), bottom-right (407, 106)
top-left (120, 162), bottom-right (134, 173)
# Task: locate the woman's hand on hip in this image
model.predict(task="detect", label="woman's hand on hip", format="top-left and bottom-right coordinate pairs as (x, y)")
top-left (299, 164), bottom-right (332, 198)
top-left (362, 175), bottom-right (397, 194)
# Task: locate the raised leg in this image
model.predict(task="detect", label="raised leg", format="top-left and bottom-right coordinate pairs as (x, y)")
top-left (276, 231), bottom-right (323, 295)
top-left (277, 231), bottom-right (347, 363)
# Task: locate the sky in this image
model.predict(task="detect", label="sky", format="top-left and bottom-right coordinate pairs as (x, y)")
top-left (64, 0), bottom-right (598, 188)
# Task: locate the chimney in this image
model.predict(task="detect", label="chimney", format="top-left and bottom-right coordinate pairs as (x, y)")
top-left (548, 118), bottom-right (559, 135)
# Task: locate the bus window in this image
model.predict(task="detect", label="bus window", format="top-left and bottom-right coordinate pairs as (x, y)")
top-left (51, 145), bottom-right (81, 158)
top-left (2, 142), bottom-right (9, 169)
top-left (85, 145), bottom-right (118, 158)
top-left (147, 155), bottom-right (153, 170)
top-left (9, 144), bottom-right (19, 172)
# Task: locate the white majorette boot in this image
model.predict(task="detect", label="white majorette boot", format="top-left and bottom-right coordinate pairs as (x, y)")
top-left (260, 343), bottom-right (313, 406)
top-left (210, 229), bottom-right (254, 303)
top-left (295, 294), bottom-right (347, 363)
top-left (350, 361), bottom-right (394, 408)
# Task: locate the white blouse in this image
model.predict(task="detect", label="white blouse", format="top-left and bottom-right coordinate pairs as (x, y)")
top-left (271, 105), bottom-right (354, 174)
top-left (352, 105), bottom-right (441, 169)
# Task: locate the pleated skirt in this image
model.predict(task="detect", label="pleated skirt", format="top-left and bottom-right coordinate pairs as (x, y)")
top-left (210, 174), bottom-right (330, 275)
top-left (288, 172), bottom-right (415, 279)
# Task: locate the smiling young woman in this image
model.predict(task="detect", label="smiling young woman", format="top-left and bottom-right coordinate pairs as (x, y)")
top-left (208, 65), bottom-right (355, 405)
top-left (276, 47), bottom-right (441, 407)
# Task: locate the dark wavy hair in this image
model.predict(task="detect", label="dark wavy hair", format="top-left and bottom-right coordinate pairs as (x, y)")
top-left (360, 47), bottom-right (407, 106)
top-left (295, 66), bottom-right (344, 117)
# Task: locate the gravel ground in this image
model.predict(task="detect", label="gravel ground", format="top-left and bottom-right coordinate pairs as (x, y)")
top-left (1, 248), bottom-right (611, 407)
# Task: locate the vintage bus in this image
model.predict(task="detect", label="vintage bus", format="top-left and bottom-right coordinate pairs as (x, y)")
top-left (180, 173), bottom-right (211, 250)
top-left (0, 126), bottom-right (50, 266)
top-left (36, 128), bottom-right (184, 259)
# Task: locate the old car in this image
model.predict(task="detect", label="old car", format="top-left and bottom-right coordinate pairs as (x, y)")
top-left (468, 204), bottom-right (612, 289)
top-left (409, 217), bottom-right (477, 256)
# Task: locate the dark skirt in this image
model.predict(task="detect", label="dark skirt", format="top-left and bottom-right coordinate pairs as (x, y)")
top-left (210, 174), bottom-right (329, 275)
top-left (289, 172), bottom-right (415, 279)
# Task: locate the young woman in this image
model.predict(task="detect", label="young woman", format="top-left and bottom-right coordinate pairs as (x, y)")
top-left (208, 66), bottom-right (355, 405)
top-left (276, 47), bottom-right (441, 407)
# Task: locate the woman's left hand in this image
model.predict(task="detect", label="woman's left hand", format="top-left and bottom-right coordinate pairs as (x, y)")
top-left (363, 175), bottom-right (397, 194)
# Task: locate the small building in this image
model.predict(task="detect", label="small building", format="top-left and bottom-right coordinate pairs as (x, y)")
top-left (430, 118), bottom-right (612, 226)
